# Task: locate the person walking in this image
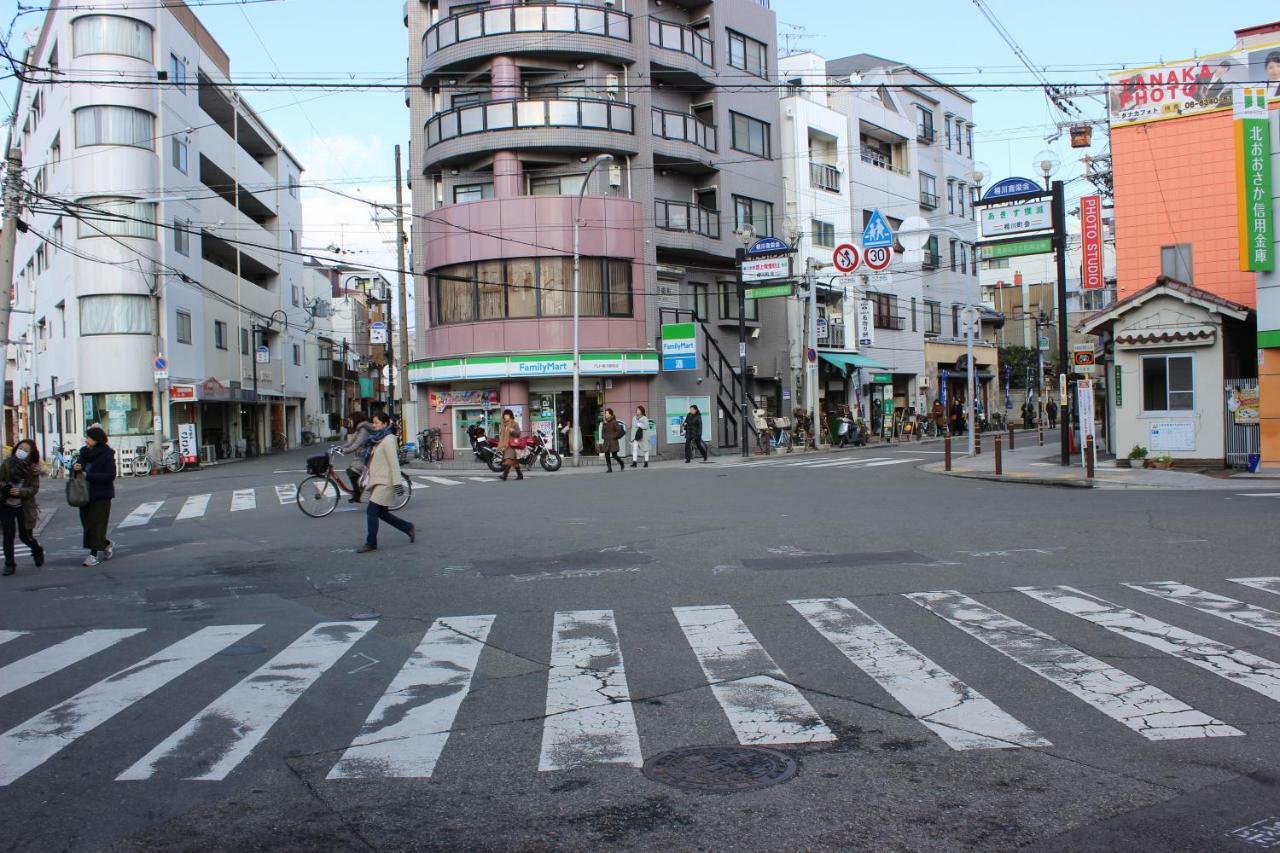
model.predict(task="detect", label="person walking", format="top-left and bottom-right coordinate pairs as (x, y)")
top-left (629, 406), bottom-right (650, 468)
top-left (683, 404), bottom-right (708, 463)
top-left (73, 427), bottom-right (116, 567)
top-left (1046, 398), bottom-right (1059, 430)
top-left (496, 409), bottom-right (523, 481)
top-left (601, 409), bottom-right (624, 472)
top-left (339, 412), bottom-right (374, 503)
top-left (358, 412), bottom-right (415, 553)
top-left (1, 439), bottom-right (45, 575)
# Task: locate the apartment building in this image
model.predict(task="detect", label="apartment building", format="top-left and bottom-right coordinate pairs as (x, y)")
top-left (301, 257), bottom-right (383, 436)
top-left (8, 0), bottom-right (306, 461)
top-left (405, 0), bottom-right (786, 457)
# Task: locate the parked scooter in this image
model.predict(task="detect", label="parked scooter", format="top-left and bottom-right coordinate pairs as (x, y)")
top-left (836, 414), bottom-right (870, 447)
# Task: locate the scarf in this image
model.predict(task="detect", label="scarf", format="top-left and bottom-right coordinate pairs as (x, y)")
top-left (363, 427), bottom-right (395, 463)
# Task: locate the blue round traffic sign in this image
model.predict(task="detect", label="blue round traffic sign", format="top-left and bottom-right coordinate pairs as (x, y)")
top-left (154, 356), bottom-right (167, 371)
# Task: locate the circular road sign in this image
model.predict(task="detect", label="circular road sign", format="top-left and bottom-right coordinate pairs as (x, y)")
top-left (806, 347), bottom-right (817, 365)
top-left (897, 216), bottom-right (931, 251)
top-left (864, 245), bottom-right (892, 271)
top-left (153, 355), bottom-right (168, 372)
top-left (832, 243), bottom-right (860, 273)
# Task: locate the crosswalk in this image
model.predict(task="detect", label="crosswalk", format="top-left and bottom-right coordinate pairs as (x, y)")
top-left (733, 455), bottom-right (923, 470)
top-left (4, 577), bottom-right (1280, 785)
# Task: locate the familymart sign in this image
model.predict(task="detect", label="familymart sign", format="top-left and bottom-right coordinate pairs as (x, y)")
top-left (408, 352), bottom-right (658, 383)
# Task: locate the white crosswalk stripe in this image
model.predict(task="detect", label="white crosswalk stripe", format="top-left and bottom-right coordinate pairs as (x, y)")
top-left (792, 597), bottom-right (1048, 750)
top-left (466, 476), bottom-right (494, 483)
top-left (0, 624), bottom-right (260, 786)
top-left (328, 615), bottom-right (494, 779)
top-left (420, 476), bottom-right (463, 486)
top-left (0, 629), bottom-right (146, 700)
top-left (230, 489), bottom-right (257, 512)
top-left (1020, 586), bottom-right (1280, 705)
top-left (908, 591), bottom-right (1240, 741)
top-left (116, 501), bottom-right (163, 529)
top-left (540, 610), bottom-right (642, 771)
top-left (864, 458), bottom-right (921, 467)
top-left (673, 604), bottom-right (834, 745)
top-left (1231, 576), bottom-right (1280, 597)
top-left (1126, 582), bottom-right (1280, 639)
top-left (176, 494), bottom-right (210, 520)
top-left (120, 622), bottom-right (373, 781)
top-left (274, 484), bottom-right (297, 505)
top-left (0, 630), bottom-right (28, 647)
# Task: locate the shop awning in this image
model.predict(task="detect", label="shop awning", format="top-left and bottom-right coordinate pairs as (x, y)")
top-left (820, 352), bottom-right (891, 372)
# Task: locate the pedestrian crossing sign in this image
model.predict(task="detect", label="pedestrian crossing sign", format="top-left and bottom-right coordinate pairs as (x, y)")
top-left (862, 209), bottom-right (894, 249)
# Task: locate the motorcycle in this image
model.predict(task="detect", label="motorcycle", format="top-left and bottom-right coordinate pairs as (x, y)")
top-left (518, 430), bottom-right (563, 472)
top-left (836, 415), bottom-right (870, 448)
top-left (468, 425), bottom-right (505, 473)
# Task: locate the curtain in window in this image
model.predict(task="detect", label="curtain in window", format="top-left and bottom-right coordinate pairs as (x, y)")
top-left (75, 197), bottom-right (156, 239)
top-left (435, 265), bottom-right (474, 324)
top-left (508, 259), bottom-right (537, 318)
top-left (75, 106), bottom-right (154, 149)
top-left (540, 257), bottom-right (573, 317)
top-left (577, 258), bottom-right (604, 317)
top-left (73, 15), bottom-right (153, 61)
top-left (607, 260), bottom-right (632, 316)
top-left (477, 261), bottom-right (505, 320)
top-left (79, 294), bottom-right (153, 335)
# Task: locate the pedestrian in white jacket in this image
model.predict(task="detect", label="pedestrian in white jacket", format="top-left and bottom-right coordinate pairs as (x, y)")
top-left (629, 405), bottom-right (650, 468)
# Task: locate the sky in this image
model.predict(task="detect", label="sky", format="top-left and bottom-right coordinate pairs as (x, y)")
top-left (5, 0), bottom-right (1280, 273)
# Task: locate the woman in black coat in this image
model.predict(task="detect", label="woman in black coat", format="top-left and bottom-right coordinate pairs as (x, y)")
top-left (683, 404), bottom-right (708, 463)
top-left (72, 427), bottom-right (116, 567)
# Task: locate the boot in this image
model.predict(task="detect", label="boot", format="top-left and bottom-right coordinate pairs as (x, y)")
top-left (630, 460), bottom-right (637, 468)
top-left (516, 468), bottom-right (523, 481)
top-left (643, 460), bottom-right (648, 468)
top-left (346, 467), bottom-right (363, 503)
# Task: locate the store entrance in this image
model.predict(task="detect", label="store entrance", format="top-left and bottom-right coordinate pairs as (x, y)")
top-left (548, 390), bottom-right (600, 456)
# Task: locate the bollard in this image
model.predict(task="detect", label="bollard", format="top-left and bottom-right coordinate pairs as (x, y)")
top-left (994, 433), bottom-right (1003, 476)
top-left (1085, 435), bottom-right (1095, 479)
top-left (975, 430), bottom-right (982, 455)
top-left (944, 435), bottom-right (952, 471)
top-left (1008, 424), bottom-right (1015, 451)
top-left (1038, 425), bottom-right (1044, 447)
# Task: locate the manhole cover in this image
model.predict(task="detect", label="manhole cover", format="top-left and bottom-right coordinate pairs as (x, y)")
top-left (641, 746), bottom-right (797, 793)
top-left (218, 643), bottom-right (267, 657)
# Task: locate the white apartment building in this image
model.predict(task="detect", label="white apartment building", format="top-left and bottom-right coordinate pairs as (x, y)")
top-left (779, 52), bottom-right (995, 435)
top-left (8, 0), bottom-right (307, 462)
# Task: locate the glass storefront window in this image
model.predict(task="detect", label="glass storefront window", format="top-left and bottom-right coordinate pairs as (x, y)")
top-left (82, 392), bottom-right (153, 436)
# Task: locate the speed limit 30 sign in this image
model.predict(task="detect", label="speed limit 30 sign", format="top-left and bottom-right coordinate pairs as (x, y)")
top-left (833, 243), bottom-right (860, 273)
top-left (864, 245), bottom-right (891, 271)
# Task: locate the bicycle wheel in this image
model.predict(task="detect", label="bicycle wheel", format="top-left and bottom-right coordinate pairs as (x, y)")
top-left (389, 474), bottom-right (412, 511)
top-left (133, 454), bottom-right (151, 477)
top-left (431, 439), bottom-right (445, 463)
top-left (779, 431), bottom-right (793, 452)
top-left (165, 451), bottom-right (185, 473)
top-left (297, 476), bottom-right (339, 518)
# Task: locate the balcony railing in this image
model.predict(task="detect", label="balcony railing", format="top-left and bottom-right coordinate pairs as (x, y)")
top-left (810, 161), bottom-right (841, 192)
top-left (817, 324), bottom-right (846, 347)
top-left (655, 199), bottom-right (721, 239)
top-left (426, 97), bottom-right (635, 146)
top-left (874, 315), bottom-right (906, 331)
top-left (920, 190), bottom-right (939, 209)
top-left (917, 124), bottom-right (936, 144)
top-left (859, 145), bottom-right (898, 172)
top-left (425, 3), bottom-right (631, 54)
top-left (648, 18), bottom-right (713, 66)
top-left (651, 107), bottom-right (716, 151)
top-left (922, 251), bottom-right (940, 269)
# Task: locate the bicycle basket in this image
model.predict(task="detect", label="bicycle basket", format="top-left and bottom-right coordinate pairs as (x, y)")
top-left (306, 454), bottom-right (330, 476)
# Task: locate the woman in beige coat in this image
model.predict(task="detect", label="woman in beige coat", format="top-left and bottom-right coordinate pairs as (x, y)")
top-left (357, 412), bottom-right (416, 553)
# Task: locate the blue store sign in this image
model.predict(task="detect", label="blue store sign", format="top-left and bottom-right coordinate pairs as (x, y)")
top-left (981, 177), bottom-right (1046, 202)
top-left (746, 236), bottom-right (791, 256)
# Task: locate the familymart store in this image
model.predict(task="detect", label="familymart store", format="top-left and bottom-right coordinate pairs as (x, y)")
top-left (409, 351), bottom-right (659, 459)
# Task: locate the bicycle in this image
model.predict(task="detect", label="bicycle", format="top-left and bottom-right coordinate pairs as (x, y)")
top-left (46, 443), bottom-right (76, 478)
top-left (132, 441), bottom-right (185, 476)
top-left (271, 432), bottom-right (288, 452)
top-left (418, 428), bottom-right (445, 462)
top-left (296, 447), bottom-right (412, 518)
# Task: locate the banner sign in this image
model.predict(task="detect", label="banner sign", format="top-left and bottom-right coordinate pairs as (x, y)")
top-left (1235, 86), bottom-right (1275, 272)
top-left (857, 300), bottom-right (874, 347)
top-left (980, 237), bottom-right (1053, 261)
top-left (661, 322), bottom-right (697, 372)
top-left (741, 256), bottom-right (788, 282)
top-left (429, 390), bottom-right (498, 411)
top-left (1108, 43), bottom-right (1280, 128)
top-left (979, 200), bottom-right (1051, 239)
top-left (178, 423), bottom-right (199, 464)
top-left (1080, 195), bottom-right (1106, 290)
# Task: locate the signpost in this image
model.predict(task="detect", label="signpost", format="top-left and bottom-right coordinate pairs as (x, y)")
top-left (1080, 195), bottom-right (1105, 289)
top-left (980, 237), bottom-right (1054, 261)
top-left (980, 177), bottom-right (1044, 201)
top-left (833, 243), bottom-right (860, 273)
top-left (862, 210), bottom-right (894, 248)
top-left (737, 235), bottom-right (794, 458)
top-left (744, 283), bottom-right (792, 300)
top-left (979, 200), bottom-right (1052, 238)
top-left (1072, 343), bottom-right (1096, 375)
top-left (857, 300), bottom-right (874, 347)
top-left (370, 321), bottom-right (388, 345)
top-left (153, 355), bottom-right (168, 382)
top-left (741, 256), bottom-right (788, 282)
top-left (255, 345), bottom-right (270, 364)
top-left (661, 322), bottom-right (697, 372)
top-left (863, 246), bottom-right (892, 271)
top-left (1077, 378), bottom-right (1096, 471)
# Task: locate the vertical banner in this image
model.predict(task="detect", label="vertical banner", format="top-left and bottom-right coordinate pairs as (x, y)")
top-left (857, 300), bottom-right (875, 347)
top-left (1236, 86), bottom-right (1275, 272)
top-left (178, 423), bottom-right (199, 464)
top-left (1080, 194), bottom-right (1105, 290)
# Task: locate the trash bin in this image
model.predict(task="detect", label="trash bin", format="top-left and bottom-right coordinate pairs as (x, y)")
top-left (1247, 453), bottom-right (1261, 473)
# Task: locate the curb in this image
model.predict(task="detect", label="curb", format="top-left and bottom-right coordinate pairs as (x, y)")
top-left (933, 470), bottom-right (1094, 488)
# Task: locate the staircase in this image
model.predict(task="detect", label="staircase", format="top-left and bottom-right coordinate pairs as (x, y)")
top-left (697, 320), bottom-right (759, 450)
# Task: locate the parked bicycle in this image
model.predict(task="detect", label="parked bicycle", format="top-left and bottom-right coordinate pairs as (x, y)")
top-left (132, 440), bottom-right (185, 476)
top-left (45, 443), bottom-right (77, 478)
top-left (755, 414), bottom-right (793, 455)
top-left (417, 427), bottom-right (446, 462)
top-left (296, 447), bottom-right (412, 518)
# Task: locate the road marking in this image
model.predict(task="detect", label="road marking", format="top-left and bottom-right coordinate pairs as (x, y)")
top-left (230, 489), bottom-right (256, 512)
top-left (909, 591), bottom-right (1239, 741)
top-left (1231, 577), bottom-right (1280, 598)
top-left (328, 614), bottom-right (494, 779)
top-left (673, 604), bottom-right (834, 746)
top-left (413, 480), bottom-right (434, 489)
top-left (863, 459), bottom-right (920, 467)
top-left (1128, 582), bottom-right (1280, 639)
top-left (906, 450), bottom-right (948, 454)
top-left (466, 476), bottom-right (495, 483)
top-left (0, 624), bottom-right (259, 786)
top-left (117, 501), bottom-right (164, 529)
top-left (176, 494), bottom-right (211, 521)
top-left (421, 476), bottom-right (462, 486)
top-left (792, 597), bottom-right (1047, 750)
top-left (780, 458), bottom-right (848, 467)
top-left (1238, 492), bottom-right (1280, 497)
top-left (0, 629), bottom-right (147, 700)
top-left (0, 631), bottom-right (27, 646)
top-left (274, 484), bottom-right (297, 505)
top-left (1020, 586), bottom-right (1280, 705)
top-left (119, 621), bottom-right (375, 781)
top-left (539, 610), bottom-right (642, 771)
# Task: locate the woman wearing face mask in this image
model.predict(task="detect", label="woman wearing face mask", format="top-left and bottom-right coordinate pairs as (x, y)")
top-left (72, 427), bottom-right (116, 567)
top-left (0, 439), bottom-right (45, 576)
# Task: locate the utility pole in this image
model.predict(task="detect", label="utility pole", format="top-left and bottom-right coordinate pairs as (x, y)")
top-left (1052, 179), bottom-right (1070, 466)
top-left (394, 145), bottom-right (410, 432)
top-left (250, 320), bottom-right (260, 456)
top-left (806, 257), bottom-right (818, 448)
top-left (736, 247), bottom-right (749, 458)
top-left (0, 145), bottom-right (22, 453)
top-left (339, 337), bottom-right (348, 433)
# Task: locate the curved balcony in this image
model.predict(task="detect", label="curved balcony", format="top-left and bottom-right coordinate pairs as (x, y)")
top-left (651, 107), bottom-right (718, 173)
top-left (423, 97), bottom-right (638, 171)
top-left (422, 4), bottom-right (634, 76)
top-left (647, 18), bottom-right (714, 88)
top-left (653, 199), bottom-right (724, 260)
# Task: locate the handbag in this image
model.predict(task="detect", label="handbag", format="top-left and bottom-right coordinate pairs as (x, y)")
top-left (66, 474), bottom-right (90, 508)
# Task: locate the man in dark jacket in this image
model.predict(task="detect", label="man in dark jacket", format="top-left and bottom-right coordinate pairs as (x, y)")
top-left (73, 426), bottom-right (116, 567)
top-left (683, 405), bottom-right (708, 463)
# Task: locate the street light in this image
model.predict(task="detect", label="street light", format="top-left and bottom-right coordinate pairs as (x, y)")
top-left (572, 153), bottom-right (614, 467)
top-left (1034, 149), bottom-right (1061, 190)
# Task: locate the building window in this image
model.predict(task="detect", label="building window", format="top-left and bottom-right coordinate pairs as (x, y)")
top-left (240, 327), bottom-right (250, 354)
top-left (727, 30), bottom-right (767, 78)
top-left (811, 219), bottom-right (835, 247)
top-left (952, 303), bottom-right (960, 337)
top-left (430, 257), bottom-right (632, 325)
top-left (72, 15), bottom-right (153, 61)
top-left (214, 320), bottom-right (227, 350)
top-left (720, 283), bottom-right (759, 321)
top-left (910, 297), bottom-right (917, 331)
top-left (915, 105), bottom-right (935, 143)
top-left (530, 175), bottom-right (585, 196)
top-left (949, 239), bottom-right (958, 272)
top-left (919, 172), bottom-right (937, 208)
top-left (288, 174), bottom-right (298, 198)
top-left (49, 133), bottom-right (60, 167)
top-left (454, 183), bottom-right (494, 203)
top-left (1142, 354), bottom-right (1194, 412)
top-left (290, 229), bottom-right (299, 253)
top-left (169, 52), bottom-right (186, 91)
top-left (947, 180), bottom-right (955, 214)
top-left (871, 293), bottom-right (901, 329)
top-left (82, 392), bottom-right (153, 436)
top-left (78, 294), bottom-right (153, 335)
top-left (944, 115), bottom-right (953, 150)
top-left (293, 343), bottom-right (302, 366)
top-left (173, 219), bottom-right (189, 256)
top-left (956, 182), bottom-right (966, 218)
top-left (925, 300), bottom-right (942, 335)
top-left (74, 105), bottom-right (155, 149)
top-left (1160, 244), bottom-right (1193, 283)
top-left (175, 310), bottom-right (192, 344)
top-left (75, 196), bottom-right (156, 239)
top-left (733, 195), bottom-right (773, 237)
top-left (967, 125), bottom-right (974, 155)
top-left (730, 112), bottom-right (770, 158)
top-left (690, 282), bottom-right (709, 321)
top-left (171, 137), bottom-right (187, 173)
top-left (960, 243), bottom-right (968, 274)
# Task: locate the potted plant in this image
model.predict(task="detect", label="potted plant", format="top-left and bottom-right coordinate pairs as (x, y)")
top-left (1120, 445), bottom-right (1146, 469)
top-left (1150, 454), bottom-right (1174, 470)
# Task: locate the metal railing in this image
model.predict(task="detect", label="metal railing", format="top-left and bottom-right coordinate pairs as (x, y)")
top-left (859, 145), bottom-right (902, 173)
top-left (920, 190), bottom-right (939, 209)
top-left (648, 18), bottom-right (713, 66)
top-left (651, 107), bottom-right (716, 151)
top-left (817, 325), bottom-right (846, 347)
top-left (809, 161), bottom-right (841, 192)
top-left (916, 124), bottom-right (935, 144)
top-left (425, 3), bottom-right (631, 54)
top-left (654, 199), bottom-right (721, 238)
top-left (922, 251), bottom-right (940, 269)
top-left (874, 315), bottom-right (906, 331)
top-left (426, 97), bottom-right (635, 146)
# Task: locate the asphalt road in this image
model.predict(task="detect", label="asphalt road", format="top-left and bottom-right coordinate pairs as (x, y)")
top-left (2, 442), bottom-right (1279, 852)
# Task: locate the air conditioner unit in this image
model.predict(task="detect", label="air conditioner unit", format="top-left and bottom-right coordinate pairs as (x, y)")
top-left (607, 164), bottom-right (623, 187)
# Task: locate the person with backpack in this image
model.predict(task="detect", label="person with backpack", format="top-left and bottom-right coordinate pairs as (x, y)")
top-left (683, 404), bottom-right (708, 463)
top-left (72, 426), bottom-right (115, 567)
top-left (1, 438), bottom-right (45, 576)
top-left (601, 409), bottom-right (624, 472)
top-left (629, 405), bottom-right (650, 468)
